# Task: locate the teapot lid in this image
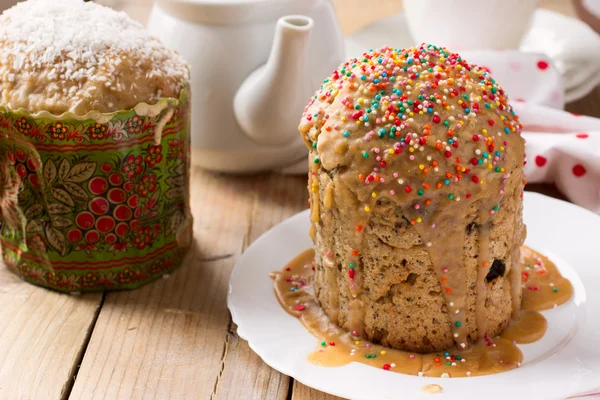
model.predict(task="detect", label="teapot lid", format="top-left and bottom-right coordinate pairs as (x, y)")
top-left (155, 0), bottom-right (319, 24)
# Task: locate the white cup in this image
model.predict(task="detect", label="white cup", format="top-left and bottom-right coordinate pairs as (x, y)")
top-left (403, 0), bottom-right (538, 51)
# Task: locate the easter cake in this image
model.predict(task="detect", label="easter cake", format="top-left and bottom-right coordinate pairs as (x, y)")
top-left (0, 0), bottom-right (192, 292)
top-left (299, 44), bottom-right (526, 353)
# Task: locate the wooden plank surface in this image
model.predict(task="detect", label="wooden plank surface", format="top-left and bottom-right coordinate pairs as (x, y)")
top-left (214, 175), bottom-right (307, 400)
top-left (292, 382), bottom-right (341, 400)
top-left (0, 267), bottom-right (102, 400)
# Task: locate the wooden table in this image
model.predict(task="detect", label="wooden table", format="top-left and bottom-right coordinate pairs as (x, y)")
top-left (1, 1), bottom-right (598, 399)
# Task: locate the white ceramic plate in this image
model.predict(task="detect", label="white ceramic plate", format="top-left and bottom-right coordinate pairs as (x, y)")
top-left (228, 192), bottom-right (600, 400)
top-left (345, 9), bottom-right (600, 103)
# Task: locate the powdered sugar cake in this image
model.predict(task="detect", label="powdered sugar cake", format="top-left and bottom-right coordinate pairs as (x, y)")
top-left (0, 0), bottom-right (193, 292)
top-left (0, 0), bottom-right (189, 115)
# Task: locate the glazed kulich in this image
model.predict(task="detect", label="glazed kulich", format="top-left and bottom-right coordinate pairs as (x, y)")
top-left (0, 0), bottom-right (192, 292)
top-left (299, 44), bottom-right (526, 353)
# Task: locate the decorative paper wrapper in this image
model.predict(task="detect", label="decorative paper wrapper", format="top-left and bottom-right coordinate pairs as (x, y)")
top-left (0, 90), bottom-right (193, 292)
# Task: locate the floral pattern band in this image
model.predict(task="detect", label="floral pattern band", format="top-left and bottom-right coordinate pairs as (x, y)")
top-left (0, 90), bottom-right (193, 292)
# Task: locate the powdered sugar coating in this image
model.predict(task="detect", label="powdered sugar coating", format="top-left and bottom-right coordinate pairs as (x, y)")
top-left (0, 0), bottom-right (190, 115)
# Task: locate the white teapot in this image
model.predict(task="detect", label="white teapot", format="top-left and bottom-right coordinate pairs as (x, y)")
top-left (147, 0), bottom-right (345, 173)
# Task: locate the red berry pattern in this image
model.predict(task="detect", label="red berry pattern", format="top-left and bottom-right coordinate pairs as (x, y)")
top-left (128, 194), bottom-right (139, 208)
top-left (96, 216), bottom-right (116, 234)
top-left (89, 177), bottom-right (109, 195)
top-left (85, 230), bottom-right (100, 244)
top-left (6, 150), bottom-right (15, 164)
top-left (89, 197), bottom-right (110, 215)
top-left (115, 222), bottom-right (129, 237)
top-left (16, 164), bottom-right (27, 178)
top-left (105, 233), bottom-right (117, 245)
top-left (108, 188), bottom-right (127, 204)
top-left (76, 212), bottom-right (96, 230)
top-left (109, 173), bottom-right (124, 186)
top-left (27, 158), bottom-right (39, 172)
top-left (28, 175), bottom-right (41, 188)
top-left (16, 148), bottom-right (26, 163)
top-left (101, 162), bottom-right (113, 173)
top-left (67, 229), bottom-right (83, 243)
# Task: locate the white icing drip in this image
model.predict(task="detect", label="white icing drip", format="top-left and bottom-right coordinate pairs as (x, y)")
top-left (154, 108), bottom-right (175, 145)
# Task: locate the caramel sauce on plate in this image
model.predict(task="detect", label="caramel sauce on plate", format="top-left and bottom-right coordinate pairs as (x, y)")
top-left (271, 246), bottom-right (572, 377)
top-left (520, 247), bottom-right (573, 311)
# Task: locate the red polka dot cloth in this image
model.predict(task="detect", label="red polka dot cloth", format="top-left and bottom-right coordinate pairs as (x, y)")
top-left (516, 102), bottom-right (600, 213)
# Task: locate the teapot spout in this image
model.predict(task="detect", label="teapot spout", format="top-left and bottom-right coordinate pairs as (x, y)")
top-left (234, 15), bottom-right (314, 147)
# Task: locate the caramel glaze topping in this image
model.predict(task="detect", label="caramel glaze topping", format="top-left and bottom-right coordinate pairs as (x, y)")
top-left (271, 246), bottom-right (572, 377)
